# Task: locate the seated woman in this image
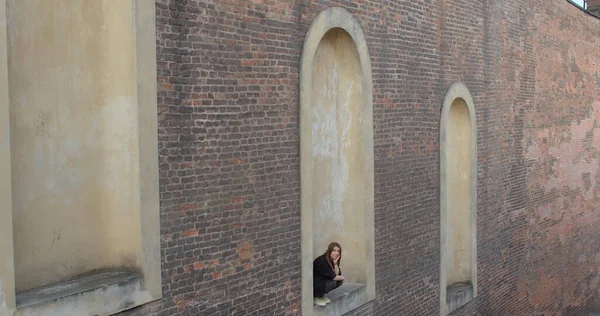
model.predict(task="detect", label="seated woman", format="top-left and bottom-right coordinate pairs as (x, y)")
top-left (313, 242), bottom-right (344, 306)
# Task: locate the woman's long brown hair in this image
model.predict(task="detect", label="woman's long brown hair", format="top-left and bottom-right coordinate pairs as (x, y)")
top-left (324, 242), bottom-right (342, 271)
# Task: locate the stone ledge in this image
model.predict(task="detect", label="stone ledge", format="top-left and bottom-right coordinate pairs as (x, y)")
top-left (14, 269), bottom-right (154, 316)
top-left (314, 282), bottom-right (368, 316)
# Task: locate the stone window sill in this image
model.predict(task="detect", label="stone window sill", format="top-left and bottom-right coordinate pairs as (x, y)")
top-left (15, 270), bottom-right (154, 315)
top-left (314, 282), bottom-right (369, 316)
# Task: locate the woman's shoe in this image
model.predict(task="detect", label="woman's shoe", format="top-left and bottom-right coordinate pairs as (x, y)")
top-left (314, 297), bottom-right (327, 307)
top-left (322, 297), bottom-right (331, 304)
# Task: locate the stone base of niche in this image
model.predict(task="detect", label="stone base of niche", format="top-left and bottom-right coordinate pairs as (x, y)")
top-left (446, 282), bottom-right (474, 314)
top-left (14, 269), bottom-right (152, 316)
top-left (314, 282), bottom-right (368, 316)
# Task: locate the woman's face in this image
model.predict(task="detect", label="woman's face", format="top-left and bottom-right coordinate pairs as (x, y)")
top-left (330, 246), bottom-right (340, 261)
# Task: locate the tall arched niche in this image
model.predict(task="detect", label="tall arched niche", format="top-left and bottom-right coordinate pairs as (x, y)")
top-left (300, 7), bottom-right (375, 315)
top-left (439, 83), bottom-right (477, 315)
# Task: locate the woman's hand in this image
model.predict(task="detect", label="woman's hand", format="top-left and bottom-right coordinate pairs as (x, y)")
top-left (334, 275), bottom-right (344, 281)
top-left (333, 256), bottom-right (339, 265)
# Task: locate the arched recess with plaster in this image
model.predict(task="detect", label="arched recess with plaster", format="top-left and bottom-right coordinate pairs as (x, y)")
top-left (300, 7), bottom-right (375, 315)
top-left (439, 82), bottom-right (477, 315)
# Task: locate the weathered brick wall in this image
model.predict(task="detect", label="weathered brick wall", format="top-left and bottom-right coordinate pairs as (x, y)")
top-left (121, 0), bottom-right (600, 315)
top-left (517, 1), bottom-right (600, 315)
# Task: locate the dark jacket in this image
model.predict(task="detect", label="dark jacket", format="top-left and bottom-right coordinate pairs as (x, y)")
top-left (313, 253), bottom-right (341, 296)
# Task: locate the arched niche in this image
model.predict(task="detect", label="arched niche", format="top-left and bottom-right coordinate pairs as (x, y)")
top-left (0, 1), bottom-right (161, 315)
top-left (439, 83), bottom-right (477, 315)
top-left (300, 7), bottom-right (375, 315)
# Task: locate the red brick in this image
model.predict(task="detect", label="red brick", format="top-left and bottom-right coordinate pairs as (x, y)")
top-left (120, 1), bottom-right (600, 315)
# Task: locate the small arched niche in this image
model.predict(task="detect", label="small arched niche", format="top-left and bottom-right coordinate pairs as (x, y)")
top-left (300, 7), bottom-right (375, 315)
top-left (439, 83), bottom-right (477, 315)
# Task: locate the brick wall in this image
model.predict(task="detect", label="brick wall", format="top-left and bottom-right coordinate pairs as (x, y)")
top-left (120, 0), bottom-right (600, 315)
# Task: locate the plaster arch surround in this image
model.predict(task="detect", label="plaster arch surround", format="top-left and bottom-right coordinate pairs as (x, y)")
top-left (300, 7), bottom-right (375, 315)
